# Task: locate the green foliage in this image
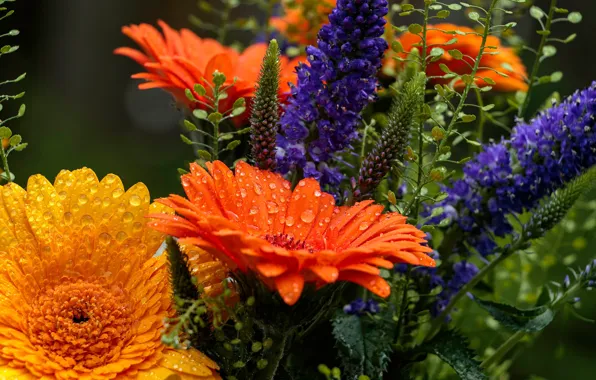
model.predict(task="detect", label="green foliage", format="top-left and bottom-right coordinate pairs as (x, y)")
top-left (525, 168), bottom-right (596, 240)
top-left (331, 308), bottom-right (396, 379)
top-left (166, 237), bottom-right (199, 303)
top-left (0, 0), bottom-right (26, 183)
top-left (356, 73), bottom-right (426, 201)
top-left (249, 39), bottom-right (281, 171)
top-left (182, 71), bottom-right (249, 165)
top-left (418, 330), bottom-right (487, 380)
top-left (189, 0), bottom-right (276, 48)
top-left (472, 297), bottom-right (555, 333)
top-left (517, 0), bottom-right (582, 118)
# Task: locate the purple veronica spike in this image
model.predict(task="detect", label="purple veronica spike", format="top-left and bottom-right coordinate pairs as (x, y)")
top-left (276, 0), bottom-right (389, 188)
top-left (431, 82), bottom-right (596, 256)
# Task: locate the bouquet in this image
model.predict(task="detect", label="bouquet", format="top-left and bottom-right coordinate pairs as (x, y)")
top-left (0, 0), bottom-right (594, 378)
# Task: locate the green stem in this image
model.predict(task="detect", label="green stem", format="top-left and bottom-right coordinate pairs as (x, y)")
top-left (258, 332), bottom-right (288, 380)
top-left (420, 2), bottom-right (430, 72)
top-left (518, 0), bottom-right (558, 119)
top-left (481, 278), bottom-right (583, 369)
top-left (481, 330), bottom-right (526, 369)
top-left (0, 146), bottom-right (11, 183)
top-left (217, 1), bottom-right (232, 44)
top-left (395, 268), bottom-right (411, 343)
top-left (474, 87), bottom-right (486, 147)
top-left (404, 0), bottom-right (499, 216)
top-left (427, 238), bottom-right (515, 340)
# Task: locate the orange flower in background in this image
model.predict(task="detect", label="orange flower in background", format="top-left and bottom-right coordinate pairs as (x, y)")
top-left (392, 23), bottom-right (528, 92)
top-left (115, 20), bottom-right (303, 125)
top-left (149, 161), bottom-right (435, 306)
top-left (0, 169), bottom-right (220, 379)
top-left (271, 0), bottom-right (337, 46)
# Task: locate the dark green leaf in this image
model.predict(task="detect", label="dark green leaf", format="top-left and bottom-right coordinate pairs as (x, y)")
top-left (473, 297), bottom-right (555, 332)
top-left (418, 330), bottom-right (487, 380)
top-left (332, 309), bottom-right (396, 379)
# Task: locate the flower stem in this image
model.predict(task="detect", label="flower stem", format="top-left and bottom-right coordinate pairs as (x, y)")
top-left (426, 238), bottom-right (515, 340)
top-left (258, 332), bottom-right (288, 380)
top-left (518, 0), bottom-right (558, 119)
top-left (404, 0), bottom-right (499, 216)
top-left (0, 146), bottom-right (11, 183)
top-left (481, 330), bottom-right (526, 369)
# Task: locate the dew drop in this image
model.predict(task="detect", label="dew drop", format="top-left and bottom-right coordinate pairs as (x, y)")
top-left (359, 222), bottom-right (369, 231)
top-left (133, 222), bottom-right (143, 232)
top-left (116, 231), bottom-right (127, 242)
top-left (249, 206), bottom-right (259, 215)
top-left (78, 194), bottom-right (89, 205)
top-left (300, 209), bottom-right (315, 223)
top-left (314, 190), bottom-right (322, 197)
top-left (64, 212), bottom-right (73, 225)
top-left (105, 175), bottom-right (116, 184)
top-left (122, 212), bottom-right (134, 223)
top-left (112, 189), bottom-right (124, 199)
top-left (298, 180), bottom-right (306, 187)
top-left (43, 211), bottom-right (52, 221)
top-left (129, 195), bottom-right (142, 207)
top-left (240, 188), bottom-right (247, 198)
top-left (98, 232), bottom-right (111, 245)
top-left (58, 191), bottom-right (67, 200)
top-left (269, 183), bottom-right (277, 190)
top-left (285, 216), bottom-right (295, 227)
top-left (266, 201), bottom-right (279, 214)
top-left (254, 183), bottom-right (263, 195)
top-left (81, 214), bottom-right (93, 226)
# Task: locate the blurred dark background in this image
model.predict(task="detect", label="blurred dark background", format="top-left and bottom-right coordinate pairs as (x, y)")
top-left (3, 1), bottom-right (595, 378)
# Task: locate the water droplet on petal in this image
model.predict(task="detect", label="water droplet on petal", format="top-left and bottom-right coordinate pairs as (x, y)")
top-left (269, 183), bottom-right (277, 190)
top-left (266, 201), bottom-right (279, 214)
top-left (98, 232), bottom-right (111, 245)
top-left (122, 212), bottom-right (134, 223)
top-left (129, 195), bottom-right (141, 207)
top-left (64, 212), bottom-right (73, 225)
top-left (300, 209), bottom-right (315, 223)
top-left (285, 216), bottom-right (295, 227)
top-left (359, 222), bottom-right (369, 231)
top-left (78, 194), bottom-right (88, 205)
top-left (81, 214), bottom-right (93, 226)
top-left (249, 206), bottom-right (259, 215)
top-left (314, 190), bottom-right (322, 197)
top-left (254, 183), bottom-right (263, 195)
top-left (112, 189), bottom-right (124, 199)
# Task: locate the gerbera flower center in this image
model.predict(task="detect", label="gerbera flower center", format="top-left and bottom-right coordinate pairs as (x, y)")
top-left (27, 279), bottom-right (133, 369)
top-left (264, 233), bottom-right (311, 251)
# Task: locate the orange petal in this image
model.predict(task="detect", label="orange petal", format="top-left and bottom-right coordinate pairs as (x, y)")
top-left (338, 271), bottom-right (391, 298)
top-left (274, 272), bottom-right (305, 305)
top-left (256, 262), bottom-right (288, 277)
top-left (284, 178), bottom-right (321, 241)
top-left (309, 265), bottom-right (339, 283)
top-left (205, 53), bottom-right (234, 84)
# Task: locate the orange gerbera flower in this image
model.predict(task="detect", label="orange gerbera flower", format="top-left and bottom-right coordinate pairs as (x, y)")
top-left (390, 23), bottom-right (528, 92)
top-left (270, 0), bottom-right (337, 46)
top-left (149, 161), bottom-right (435, 306)
top-left (115, 20), bottom-right (303, 126)
top-left (0, 168), bottom-right (220, 379)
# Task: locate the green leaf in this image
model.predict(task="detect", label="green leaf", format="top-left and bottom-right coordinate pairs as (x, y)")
top-left (8, 134), bottom-right (21, 146)
top-left (332, 310), bottom-right (396, 379)
top-left (447, 4), bottom-right (462, 10)
top-left (194, 83), bottom-right (207, 96)
top-left (185, 88), bottom-right (195, 101)
top-left (12, 143), bottom-right (27, 152)
top-left (197, 150), bottom-right (212, 160)
top-left (225, 140), bottom-right (241, 151)
top-left (436, 10), bottom-right (450, 18)
top-left (448, 49), bottom-right (463, 60)
top-left (17, 104), bottom-right (25, 117)
top-left (468, 12), bottom-right (480, 21)
top-left (231, 106), bottom-right (246, 117)
top-left (472, 297), bottom-right (555, 332)
top-left (183, 120), bottom-right (198, 132)
top-left (568, 12), bottom-right (582, 23)
top-left (208, 112), bottom-right (223, 124)
top-left (233, 97), bottom-right (245, 109)
top-left (391, 40), bottom-right (403, 53)
top-left (212, 71), bottom-right (226, 87)
top-left (180, 134), bottom-right (194, 145)
top-left (408, 23), bottom-right (423, 34)
top-left (542, 45), bottom-right (557, 58)
top-left (418, 330), bottom-right (487, 380)
top-left (529, 6), bottom-right (544, 19)
top-left (563, 33), bottom-right (577, 43)
top-left (550, 71), bottom-right (563, 83)
top-left (429, 47), bottom-right (444, 58)
top-left (460, 114), bottom-right (476, 123)
top-left (0, 126), bottom-right (11, 139)
top-left (193, 109), bottom-right (209, 120)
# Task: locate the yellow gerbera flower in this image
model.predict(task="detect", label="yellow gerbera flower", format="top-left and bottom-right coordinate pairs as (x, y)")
top-left (0, 168), bottom-right (221, 379)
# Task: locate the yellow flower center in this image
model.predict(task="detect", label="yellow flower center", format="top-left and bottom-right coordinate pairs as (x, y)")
top-left (27, 279), bottom-right (133, 370)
